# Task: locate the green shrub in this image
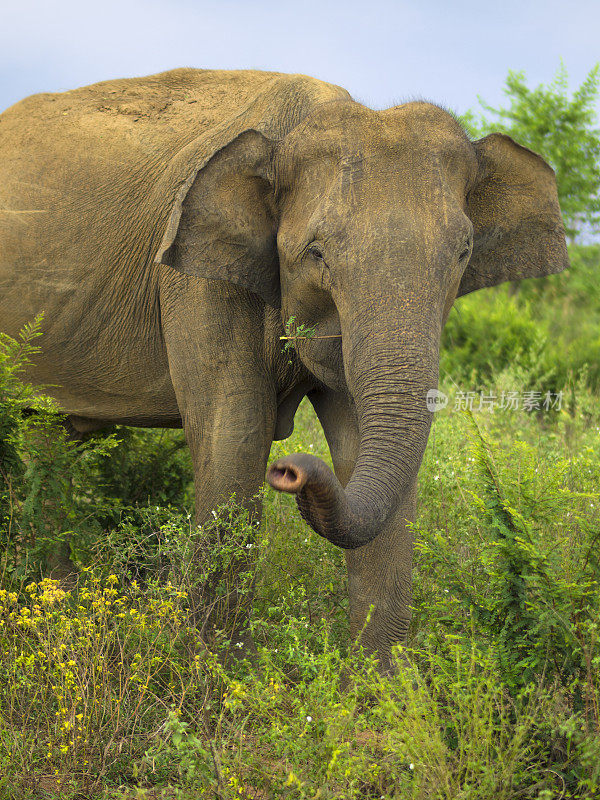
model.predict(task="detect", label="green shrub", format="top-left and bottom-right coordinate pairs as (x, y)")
top-left (417, 413), bottom-right (600, 696)
top-left (93, 426), bottom-right (192, 519)
top-left (442, 244), bottom-right (600, 394)
top-left (441, 286), bottom-right (562, 391)
top-left (0, 319), bottom-right (117, 580)
top-left (0, 322), bottom-right (194, 584)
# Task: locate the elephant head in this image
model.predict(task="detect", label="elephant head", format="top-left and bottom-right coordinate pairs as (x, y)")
top-left (162, 98), bottom-right (568, 552)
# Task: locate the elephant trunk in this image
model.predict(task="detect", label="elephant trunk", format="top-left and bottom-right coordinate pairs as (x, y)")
top-left (267, 305), bottom-right (440, 549)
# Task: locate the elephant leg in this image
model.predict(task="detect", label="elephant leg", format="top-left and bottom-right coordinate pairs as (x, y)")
top-left (160, 272), bottom-right (277, 653)
top-left (309, 388), bottom-right (416, 673)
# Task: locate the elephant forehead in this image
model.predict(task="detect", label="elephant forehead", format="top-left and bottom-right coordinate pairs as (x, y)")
top-left (282, 146), bottom-right (470, 236)
top-left (279, 101), bottom-right (476, 171)
top-left (280, 154), bottom-right (466, 232)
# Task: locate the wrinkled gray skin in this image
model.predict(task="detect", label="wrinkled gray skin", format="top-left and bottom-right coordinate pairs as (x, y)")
top-left (0, 70), bottom-right (568, 670)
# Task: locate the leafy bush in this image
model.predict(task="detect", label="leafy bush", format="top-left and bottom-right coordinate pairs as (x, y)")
top-left (441, 287), bottom-right (558, 390)
top-left (442, 244), bottom-right (600, 394)
top-left (0, 318), bottom-right (116, 581)
top-left (416, 413), bottom-right (600, 697)
top-left (0, 321), bottom-right (194, 584)
top-left (93, 426), bottom-right (193, 520)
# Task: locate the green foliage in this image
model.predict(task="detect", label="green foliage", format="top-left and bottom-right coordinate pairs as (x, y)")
top-left (419, 413), bottom-right (599, 694)
top-left (549, 243), bottom-right (600, 310)
top-left (281, 315), bottom-right (319, 356)
top-left (441, 286), bottom-right (559, 390)
top-left (443, 243), bottom-right (600, 393)
top-left (0, 322), bottom-right (194, 582)
top-left (0, 319), bottom-right (117, 579)
top-left (0, 315), bottom-right (46, 498)
top-left (462, 63), bottom-right (600, 239)
top-left (94, 426), bottom-right (193, 515)
top-left (411, 392), bottom-right (600, 796)
top-left (144, 708), bottom-right (213, 785)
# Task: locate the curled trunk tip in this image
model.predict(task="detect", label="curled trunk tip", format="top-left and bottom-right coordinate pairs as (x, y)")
top-left (266, 453), bottom-right (328, 494)
top-left (266, 453), bottom-right (382, 550)
top-left (267, 455), bottom-right (310, 494)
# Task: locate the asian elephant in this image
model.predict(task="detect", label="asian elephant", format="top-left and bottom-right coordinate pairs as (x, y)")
top-left (0, 69), bottom-right (568, 670)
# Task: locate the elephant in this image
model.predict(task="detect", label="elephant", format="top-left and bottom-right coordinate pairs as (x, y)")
top-left (0, 68), bottom-right (568, 670)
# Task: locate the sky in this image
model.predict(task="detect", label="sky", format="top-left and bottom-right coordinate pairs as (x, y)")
top-left (1, 0), bottom-right (599, 120)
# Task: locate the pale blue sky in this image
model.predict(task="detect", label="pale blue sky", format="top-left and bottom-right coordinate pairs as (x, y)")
top-left (1, 0), bottom-right (599, 119)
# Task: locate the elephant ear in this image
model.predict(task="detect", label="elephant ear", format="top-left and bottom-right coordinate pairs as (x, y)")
top-left (158, 129), bottom-right (280, 308)
top-left (458, 133), bottom-right (569, 297)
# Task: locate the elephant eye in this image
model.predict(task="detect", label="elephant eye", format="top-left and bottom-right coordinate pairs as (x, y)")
top-left (307, 244), bottom-right (325, 261)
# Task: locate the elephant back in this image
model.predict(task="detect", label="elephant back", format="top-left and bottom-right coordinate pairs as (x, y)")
top-left (0, 68), bottom-right (349, 336)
